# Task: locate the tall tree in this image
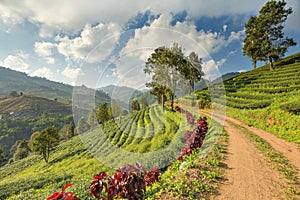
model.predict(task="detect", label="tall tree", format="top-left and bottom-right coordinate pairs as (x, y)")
top-left (243, 0), bottom-right (296, 70)
top-left (243, 16), bottom-right (265, 69)
top-left (144, 43), bottom-right (203, 111)
top-left (97, 102), bottom-right (110, 125)
top-left (31, 126), bottom-right (59, 163)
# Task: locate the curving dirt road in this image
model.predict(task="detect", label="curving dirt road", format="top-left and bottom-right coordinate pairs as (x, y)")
top-left (183, 107), bottom-right (300, 199)
top-left (200, 110), bottom-right (300, 171)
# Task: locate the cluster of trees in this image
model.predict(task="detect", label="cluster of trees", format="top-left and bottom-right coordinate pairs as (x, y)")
top-left (144, 43), bottom-right (203, 111)
top-left (4, 124), bottom-right (75, 164)
top-left (243, 0), bottom-right (296, 70)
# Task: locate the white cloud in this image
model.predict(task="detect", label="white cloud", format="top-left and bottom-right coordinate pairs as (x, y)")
top-left (216, 58), bottom-right (227, 67)
top-left (62, 66), bottom-right (82, 79)
top-left (45, 57), bottom-right (55, 64)
top-left (113, 13), bottom-right (244, 88)
top-left (122, 14), bottom-right (244, 60)
top-left (30, 67), bottom-right (53, 79)
top-left (202, 59), bottom-right (221, 81)
top-left (56, 23), bottom-right (121, 63)
top-left (2, 54), bottom-right (30, 73)
top-left (34, 42), bottom-right (56, 57)
top-left (238, 69), bottom-right (246, 73)
top-left (119, 14), bottom-right (241, 71)
top-left (2, 0), bottom-right (298, 36)
top-left (223, 25), bottom-right (227, 32)
top-left (228, 29), bottom-right (245, 43)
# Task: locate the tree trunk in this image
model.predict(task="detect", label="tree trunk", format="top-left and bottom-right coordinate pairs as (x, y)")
top-left (269, 57), bottom-right (274, 71)
top-left (161, 94), bottom-right (164, 112)
top-left (252, 60), bottom-right (257, 69)
top-left (171, 95), bottom-right (174, 111)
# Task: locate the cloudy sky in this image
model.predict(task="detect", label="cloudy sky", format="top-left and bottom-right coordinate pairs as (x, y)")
top-left (0, 0), bottom-right (299, 88)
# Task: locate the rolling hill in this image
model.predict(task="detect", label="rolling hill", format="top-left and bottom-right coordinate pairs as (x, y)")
top-left (0, 94), bottom-right (72, 119)
top-left (0, 94), bottom-right (74, 153)
top-left (196, 52), bottom-right (300, 146)
top-left (0, 67), bottom-right (73, 102)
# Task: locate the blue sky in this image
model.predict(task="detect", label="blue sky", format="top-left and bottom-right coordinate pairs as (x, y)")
top-left (0, 0), bottom-right (299, 89)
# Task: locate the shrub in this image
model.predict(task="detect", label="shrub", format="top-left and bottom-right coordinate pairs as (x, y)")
top-left (90, 162), bottom-right (161, 199)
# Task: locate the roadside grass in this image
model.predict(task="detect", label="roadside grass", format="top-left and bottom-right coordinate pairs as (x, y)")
top-left (225, 97), bottom-right (300, 147)
top-left (231, 123), bottom-right (300, 199)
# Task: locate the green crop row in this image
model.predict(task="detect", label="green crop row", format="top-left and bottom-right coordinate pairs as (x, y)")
top-left (251, 76), bottom-right (300, 84)
top-left (214, 97), bottom-right (272, 109)
top-left (240, 85), bottom-right (300, 94)
top-left (245, 79), bottom-right (300, 88)
top-left (280, 101), bottom-right (300, 115)
top-left (226, 92), bottom-right (272, 100)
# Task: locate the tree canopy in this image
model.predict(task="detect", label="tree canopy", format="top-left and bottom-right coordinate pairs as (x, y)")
top-left (131, 99), bottom-right (141, 111)
top-left (144, 43), bottom-right (203, 111)
top-left (97, 102), bottom-right (110, 125)
top-left (30, 126), bottom-right (59, 163)
top-left (243, 0), bottom-right (296, 70)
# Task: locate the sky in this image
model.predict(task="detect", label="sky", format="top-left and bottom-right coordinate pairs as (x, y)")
top-left (0, 0), bottom-right (299, 89)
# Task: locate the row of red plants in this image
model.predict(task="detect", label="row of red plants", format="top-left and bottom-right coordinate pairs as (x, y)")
top-left (48, 106), bottom-right (207, 200)
top-left (175, 106), bottom-right (195, 126)
top-left (47, 163), bottom-right (160, 200)
top-left (177, 116), bottom-right (208, 161)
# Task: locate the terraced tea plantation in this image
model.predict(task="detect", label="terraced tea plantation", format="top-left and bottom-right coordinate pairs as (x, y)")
top-left (79, 106), bottom-right (192, 170)
top-left (196, 52), bottom-right (300, 146)
top-left (203, 53), bottom-right (300, 110)
top-left (0, 105), bottom-right (196, 199)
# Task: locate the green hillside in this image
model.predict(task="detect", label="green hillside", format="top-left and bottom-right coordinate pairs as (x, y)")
top-left (0, 105), bottom-right (220, 199)
top-left (196, 52), bottom-right (300, 146)
top-left (0, 94), bottom-right (74, 153)
top-left (0, 94), bottom-right (72, 118)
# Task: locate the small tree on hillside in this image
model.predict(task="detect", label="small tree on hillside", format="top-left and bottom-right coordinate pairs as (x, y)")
top-left (10, 140), bottom-right (31, 161)
top-left (97, 102), bottom-right (110, 125)
top-left (31, 126), bottom-right (59, 163)
top-left (0, 148), bottom-right (7, 166)
top-left (131, 99), bottom-right (140, 111)
top-left (59, 123), bottom-right (75, 139)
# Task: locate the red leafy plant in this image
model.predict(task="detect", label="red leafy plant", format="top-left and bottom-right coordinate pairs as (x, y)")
top-left (90, 162), bottom-right (161, 200)
top-left (47, 183), bottom-right (79, 200)
top-left (175, 106), bottom-right (195, 125)
top-left (178, 116), bottom-right (208, 161)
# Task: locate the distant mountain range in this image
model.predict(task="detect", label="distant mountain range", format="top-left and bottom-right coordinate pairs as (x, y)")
top-left (0, 67), bottom-right (73, 102)
top-left (0, 66), bottom-right (111, 106)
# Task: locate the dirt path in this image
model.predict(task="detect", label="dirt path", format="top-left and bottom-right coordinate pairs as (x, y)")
top-left (206, 113), bottom-right (288, 199)
top-left (200, 110), bottom-right (300, 171)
